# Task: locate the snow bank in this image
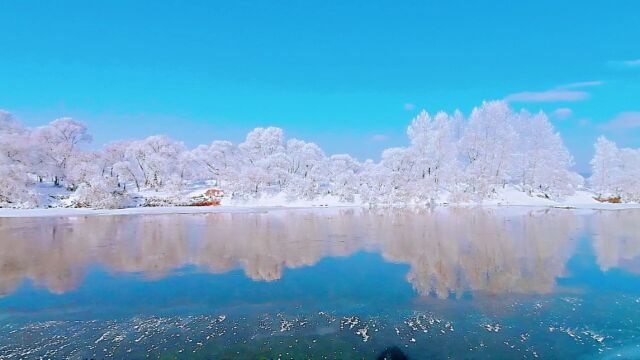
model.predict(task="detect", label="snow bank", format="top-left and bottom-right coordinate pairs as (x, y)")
top-left (1, 189), bottom-right (639, 218)
top-left (481, 189), bottom-right (640, 210)
top-left (223, 193), bottom-right (354, 207)
top-left (0, 206), bottom-right (273, 218)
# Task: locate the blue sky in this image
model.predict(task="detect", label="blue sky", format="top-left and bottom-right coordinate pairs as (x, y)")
top-left (1, 0), bottom-right (639, 172)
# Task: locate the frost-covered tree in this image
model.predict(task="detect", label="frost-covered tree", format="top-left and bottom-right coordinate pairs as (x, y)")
top-left (32, 118), bottom-right (92, 186)
top-left (406, 110), bottom-right (460, 201)
top-left (590, 136), bottom-right (621, 198)
top-left (590, 137), bottom-right (640, 201)
top-left (127, 135), bottom-right (187, 190)
top-left (0, 111), bottom-right (32, 167)
top-left (460, 101), bottom-right (519, 196)
top-left (239, 127), bottom-right (286, 164)
top-left (3, 100), bottom-right (637, 209)
top-left (190, 140), bottom-right (239, 184)
top-left (66, 151), bottom-right (101, 190)
top-left (513, 111), bottom-right (581, 198)
top-left (617, 148), bottom-right (640, 201)
top-left (328, 154), bottom-right (362, 202)
top-left (0, 110), bottom-right (36, 206)
top-left (97, 141), bottom-right (131, 180)
top-left (74, 176), bottom-right (131, 209)
top-left (358, 159), bottom-right (389, 205)
top-left (379, 147), bottom-right (415, 203)
top-left (284, 139), bottom-right (326, 199)
top-left (237, 127), bottom-right (287, 194)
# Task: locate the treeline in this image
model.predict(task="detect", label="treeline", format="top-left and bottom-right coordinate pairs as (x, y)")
top-left (0, 101), bottom-right (637, 208)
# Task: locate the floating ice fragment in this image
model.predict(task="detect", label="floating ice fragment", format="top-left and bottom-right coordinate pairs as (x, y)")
top-left (94, 332), bottom-right (110, 344)
top-left (481, 323), bottom-right (502, 332)
top-left (341, 316), bottom-right (360, 330)
top-left (280, 319), bottom-right (293, 332)
top-left (356, 326), bottom-right (370, 342)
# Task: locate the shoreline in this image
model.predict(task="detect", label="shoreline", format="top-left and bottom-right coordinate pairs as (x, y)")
top-left (1, 202), bottom-right (639, 218)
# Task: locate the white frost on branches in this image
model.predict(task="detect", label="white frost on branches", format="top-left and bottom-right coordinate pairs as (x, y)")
top-left (1, 100), bottom-right (638, 209)
top-left (590, 136), bottom-right (640, 201)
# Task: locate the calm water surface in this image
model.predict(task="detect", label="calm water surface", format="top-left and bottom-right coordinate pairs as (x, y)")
top-left (1, 208), bottom-right (639, 359)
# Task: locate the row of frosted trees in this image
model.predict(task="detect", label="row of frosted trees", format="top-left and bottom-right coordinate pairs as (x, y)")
top-left (591, 136), bottom-right (640, 202)
top-left (0, 101), bottom-right (637, 208)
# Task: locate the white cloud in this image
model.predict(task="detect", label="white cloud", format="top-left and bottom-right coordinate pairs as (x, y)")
top-left (403, 103), bottom-right (416, 111)
top-left (505, 90), bottom-right (589, 103)
top-left (601, 112), bottom-right (640, 130)
top-left (608, 59), bottom-right (640, 68)
top-left (557, 81), bottom-right (604, 89)
top-left (578, 118), bottom-right (591, 127)
top-left (552, 108), bottom-right (573, 119)
top-left (371, 134), bottom-right (388, 142)
top-left (505, 81), bottom-right (603, 103)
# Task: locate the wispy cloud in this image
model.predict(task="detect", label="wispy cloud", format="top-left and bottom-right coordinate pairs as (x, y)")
top-left (552, 108), bottom-right (573, 119)
top-left (600, 112), bottom-right (640, 130)
top-left (505, 90), bottom-right (589, 103)
top-left (608, 59), bottom-right (640, 68)
top-left (371, 134), bottom-right (388, 142)
top-left (557, 81), bottom-right (604, 89)
top-left (403, 103), bottom-right (416, 111)
top-left (505, 81), bottom-right (603, 103)
top-left (578, 118), bottom-right (591, 127)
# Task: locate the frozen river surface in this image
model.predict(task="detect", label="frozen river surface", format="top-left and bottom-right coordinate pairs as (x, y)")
top-left (1, 208), bottom-right (639, 359)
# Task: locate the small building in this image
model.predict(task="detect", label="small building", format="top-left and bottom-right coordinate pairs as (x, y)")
top-left (190, 188), bottom-right (224, 207)
top-left (204, 188), bottom-right (224, 199)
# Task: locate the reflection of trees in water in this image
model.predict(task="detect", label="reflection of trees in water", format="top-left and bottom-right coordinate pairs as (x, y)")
top-left (0, 217), bottom-right (89, 295)
top-left (0, 211), bottom-right (372, 295)
top-left (376, 208), bottom-right (582, 297)
top-left (0, 208), bottom-right (635, 298)
top-left (0, 216), bottom-right (192, 295)
top-left (591, 209), bottom-right (640, 273)
top-left (191, 212), bottom-right (360, 281)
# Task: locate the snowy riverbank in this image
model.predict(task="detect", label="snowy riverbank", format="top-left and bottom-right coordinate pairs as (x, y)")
top-left (1, 190), bottom-right (639, 218)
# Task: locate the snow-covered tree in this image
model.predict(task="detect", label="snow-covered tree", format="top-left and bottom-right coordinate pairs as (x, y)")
top-left (73, 176), bottom-right (131, 209)
top-left (513, 111), bottom-right (581, 198)
top-left (378, 147), bottom-right (415, 203)
top-left (237, 127), bottom-right (287, 194)
top-left (239, 127), bottom-right (285, 164)
top-left (127, 135), bottom-right (187, 190)
top-left (406, 110), bottom-right (460, 201)
top-left (97, 141), bottom-right (131, 180)
top-left (0, 110), bottom-right (36, 206)
top-left (617, 148), bottom-right (640, 201)
top-left (590, 137), bottom-right (640, 201)
top-left (328, 154), bottom-right (362, 202)
top-left (358, 159), bottom-right (389, 205)
top-left (460, 101), bottom-right (519, 196)
top-left (66, 151), bottom-right (101, 190)
top-left (32, 118), bottom-right (92, 186)
top-left (3, 100), bottom-right (637, 209)
top-left (284, 139), bottom-right (327, 199)
top-left (190, 140), bottom-right (239, 185)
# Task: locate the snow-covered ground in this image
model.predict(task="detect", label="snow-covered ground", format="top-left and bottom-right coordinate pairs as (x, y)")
top-left (481, 189), bottom-right (640, 209)
top-left (0, 205), bottom-right (274, 218)
top-left (1, 188), bottom-right (638, 218)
